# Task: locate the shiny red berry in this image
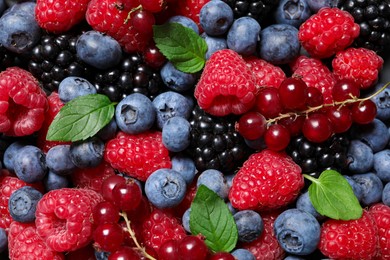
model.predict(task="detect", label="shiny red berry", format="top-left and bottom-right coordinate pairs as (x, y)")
top-left (159, 239), bottom-right (180, 260)
top-left (306, 87), bottom-right (324, 107)
top-left (208, 252), bottom-right (235, 260)
top-left (236, 112), bottom-right (267, 140)
top-left (326, 105), bottom-right (353, 133)
top-left (279, 115), bottom-right (305, 136)
top-left (92, 201), bottom-right (120, 225)
top-left (255, 87), bottom-right (283, 119)
top-left (351, 100), bottom-right (377, 124)
top-left (332, 79), bottom-right (360, 102)
top-left (100, 175), bottom-right (126, 202)
top-left (108, 246), bottom-right (142, 260)
top-left (264, 124), bottom-right (291, 151)
top-left (302, 113), bottom-right (333, 143)
top-left (93, 223), bottom-right (124, 252)
top-left (112, 180), bottom-right (142, 211)
top-left (178, 236), bottom-right (209, 260)
top-left (278, 77), bottom-right (308, 110)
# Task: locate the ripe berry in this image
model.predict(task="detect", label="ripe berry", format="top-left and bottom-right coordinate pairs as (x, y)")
top-left (93, 223), bottom-right (125, 253)
top-left (131, 10), bottom-right (156, 37)
top-left (178, 235), bottom-right (209, 260)
top-left (278, 77), bottom-right (308, 111)
top-left (108, 246), bottom-right (142, 260)
top-left (326, 106), bottom-right (353, 133)
top-left (209, 252), bottom-right (235, 260)
top-left (351, 100), bottom-right (377, 124)
top-left (92, 201), bottom-right (120, 225)
top-left (235, 112), bottom-right (267, 140)
top-left (100, 175), bottom-right (127, 202)
top-left (279, 116), bottom-right (305, 137)
top-left (159, 239), bottom-right (180, 260)
top-left (255, 87), bottom-right (283, 119)
top-left (112, 180), bottom-right (143, 212)
top-left (140, 0), bottom-right (165, 13)
top-left (302, 113), bottom-right (333, 143)
top-left (306, 87), bottom-right (324, 107)
top-left (264, 124), bottom-right (291, 151)
top-left (332, 79), bottom-right (360, 102)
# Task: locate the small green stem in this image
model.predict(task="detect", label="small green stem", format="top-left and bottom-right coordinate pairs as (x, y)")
top-left (303, 174), bottom-right (319, 184)
top-left (124, 5), bottom-right (143, 24)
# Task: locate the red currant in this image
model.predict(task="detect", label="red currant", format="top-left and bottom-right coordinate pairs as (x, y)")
top-left (332, 79), bottom-right (360, 102)
top-left (235, 112), bottom-right (267, 140)
top-left (108, 246), bottom-right (141, 260)
top-left (305, 87), bottom-right (324, 107)
top-left (112, 179), bottom-right (142, 211)
top-left (101, 175), bottom-right (126, 202)
top-left (93, 223), bottom-right (124, 252)
top-left (159, 239), bottom-right (180, 260)
top-left (178, 235), bottom-right (209, 260)
top-left (278, 77), bottom-right (308, 110)
top-left (326, 105), bottom-right (353, 133)
top-left (279, 115), bottom-right (305, 136)
top-left (351, 99), bottom-right (377, 124)
top-left (208, 252), bottom-right (235, 260)
top-left (92, 201), bottom-right (120, 225)
top-left (132, 10), bottom-right (156, 36)
top-left (302, 113), bottom-right (333, 143)
top-left (264, 124), bottom-right (291, 151)
top-left (143, 42), bottom-right (166, 69)
top-left (254, 87), bottom-right (283, 119)
top-left (139, 0), bottom-right (164, 13)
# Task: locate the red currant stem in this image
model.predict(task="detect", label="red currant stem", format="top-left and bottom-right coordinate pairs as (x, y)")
top-left (266, 81), bottom-right (390, 124)
top-left (119, 211), bottom-right (157, 260)
top-left (124, 4), bottom-right (143, 24)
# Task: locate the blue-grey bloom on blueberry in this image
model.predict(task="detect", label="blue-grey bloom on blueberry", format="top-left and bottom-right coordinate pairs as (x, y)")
top-left (0, 228), bottom-right (6, 253)
top-left (227, 17), bottom-right (261, 56)
top-left (350, 118), bottom-right (389, 153)
top-left (13, 145), bottom-right (47, 183)
top-left (382, 182), bottom-right (390, 207)
top-left (344, 175), bottom-right (364, 202)
top-left (8, 186), bottom-right (43, 223)
top-left (145, 168), bottom-right (187, 209)
top-left (199, 0), bottom-right (234, 36)
top-left (162, 116), bottom-right (191, 152)
top-left (352, 172), bottom-right (383, 206)
top-left (347, 140), bottom-right (374, 174)
top-left (225, 173), bottom-right (235, 190)
top-left (3, 141), bottom-right (25, 171)
top-left (115, 93), bottom-right (156, 134)
top-left (227, 201), bottom-right (238, 215)
top-left (370, 83), bottom-right (390, 121)
top-left (284, 256), bottom-right (305, 260)
top-left (296, 191), bottom-right (325, 221)
top-left (168, 15), bottom-right (199, 34)
top-left (275, 0), bottom-right (312, 28)
top-left (70, 137), bottom-right (104, 168)
top-left (44, 171), bottom-right (70, 191)
top-left (196, 169), bottom-right (229, 200)
top-left (182, 208), bottom-right (191, 233)
top-left (76, 30), bottom-right (122, 70)
top-left (234, 210), bottom-right (264, 243)
top-left (0, 0), bottom-right (5, 15)
top-left (201, 33), bottom-right (228, 60)
top-left (58, 76), bottom-right (97, 103)
top-left (160, 62), bottom-right (198, 92)
top-left (171, 154), bottom-right (197, 184)
top-left (46, 145), bottom-right (76, 175)
top-left (97, 118), bottom-right (117, 141)
top-left (258, 24), bottom-right (300, 64)
top-left (231, 248), bottom-right (256, 260)
top-left (273, 208), bottom-right (321, 255)
top-left (373, 149), bottom-right (390, 182)
top-left (153, 91), bottom-right (194, 129)
top-left (307, 0), bottom-right (333, 12)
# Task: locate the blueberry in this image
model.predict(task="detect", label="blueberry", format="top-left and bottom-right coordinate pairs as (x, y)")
top-left (199, 0), bottom-right (234, 36)
top-left (273, 208), bottom-right (321, 255)
top-left (371, 83), bottom-right (390, 121)
top-left (182, 208), bottom-right (191, 233)
top-left (352, 172), bottom-right (383, 206)
top-left (196, 169), bottom-right (229, 200)
top-left (115, 93), bottom-right (156, 134)
top-left (0, 228), bottom-right (6, 253)
top-left (259, 24), bottom-right (300, 64)
top-left (13, 145), bottom-right (47, 183)
top-left (0, 0), bottom-right (5, 15)
top-left (347, 140), bottom-right (374, 174)
top-left (306, 0), bottom-right (332, 12)
top-left (70, 137), bottom-right (104, 168)
top-left (225, 173), bottom-right (235, 190)
top-left (8, 186), bottom-right (43, 223)
top-left (374, 150), bottom-right (390, 182)
top-left (201, 33), bottom-right (228, 60)
top-left (76, 30), bottom-right (122, 70)
top-left (3, 141), bottom-right (25, 171)
top-left (382, 182), bottom-right (390, 206)
top-left (168, 15), bottom-right (199, 34)
top-left (275, 0), bottom-right (312, 28)
top-left (160, 62), bottom-right (198, 93)
top-left (344, 175), bottom-right (364, 202)
top-left (97, 118), bottom-right (117, 141)
top-left (46, 145), bottom-right (76, 175)
top-left (95, 250), bottom-right (110, 260)
top-left (145, 168), bottom-right (187, 208)
top-left (284, 256), bottom-right (305, 260)
top-left (44, 171), bottom-right (70, 191)
top-left (227, 201), bottom-right (238, 215)
top-left (231, 248), bottom-right (256, 260)
top-left (227, 17), bottom-right (261, 56)
top-left (234, 210), bottom-right (264, 243)
top-left (350, 118), bottom-right (389, 153)
top-left (0, 2), bottom-right (41, 54)
top-left (162, 116), bottom-right (191, 152)
top-left (171, 154), bottom-right (197, 184)
top-left (58, 76), bottom-right (97, 103)
top-left (296, 191), bottom-right (325, 220)
top-left (153, 91), bottom-right (194, 129)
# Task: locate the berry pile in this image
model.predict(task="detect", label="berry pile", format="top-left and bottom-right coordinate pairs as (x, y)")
top-left (0, 0), bottom-right (390, 259)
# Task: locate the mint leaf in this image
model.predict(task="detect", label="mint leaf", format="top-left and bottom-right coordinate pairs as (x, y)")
top-left (46, 94), bottom-right (115, 142)
top-left (153, 22), bottom-right (207, 73)
top-left (189, 185), bottom-right (238, 253)
top-left (305, 170), bottom-right (363, 221)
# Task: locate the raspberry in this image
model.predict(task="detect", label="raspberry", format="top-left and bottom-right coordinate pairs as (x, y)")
top-left (319, 210), bottom-right (379, 259)
top-left (142, 208), bottom-right (186, 251)
top-left (242, 211), bottom-right (285, 260)
top-left (0, 67), bottom-right (47, 136)
top-left (369, 203), bottom-right (390, 258)
top-left (228, 149), bottom-right (304, 211)
top-left (35, 188), bottom-right (103, 252)
top-left (298, 7), bottom-right (360, 59)
top-left (104, 131), bottom-right (172, 181)
top-left (244, 56), bottom-right (286, 88)
top-left (8, 221), bottom-right (64, 260)
top-left (332, 47), bottom-right (384, 89)
top-left (71, 161), bottom-right (116, 192)
top-left (291, 56), bottom-right (336, 104)
top-left (194, 49), bottom-right (257, 116)
top-left (35, 0), bottom-right (90, 33)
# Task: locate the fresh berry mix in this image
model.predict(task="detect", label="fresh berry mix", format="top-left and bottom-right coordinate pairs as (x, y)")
top-left (0, 1), bottom-right (390, 259)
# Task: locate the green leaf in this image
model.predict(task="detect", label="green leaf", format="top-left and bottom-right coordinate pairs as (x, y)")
top-left (153, 22), bottom-right (207, 73)
top-left (189, 185), bottom-right (238, 253)
top-left (46, 94), bottom-right (115, 142)
top-left (305, 170), bottom-right (363, 221)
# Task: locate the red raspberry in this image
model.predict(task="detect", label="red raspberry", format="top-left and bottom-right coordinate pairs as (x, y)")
top-left (319, 210), bottom-right (379, 259)
top-left (173, 0), bottom-right (210, 31)
top-left (35, 0), bottom-right (90, 33)
top-left (0, 67), bottom-right (47, 136)
top-left (242, 211), bottom-right (285, 260)
top-left (104, 131), bottom-right (172, 181)
top-left (244, 56), bottom-right (286, 88)
top-left (332, 47), bottom-right (384, 89)
top-left (8, 221), bottom-right (64, 260)
top-left (228, 149), bottom-right (303, 211)
top-left (86, 0), bottom-right (151, 53)
top-left (298, 7), bottom-right (360, 59)
top-left (142, 208), bottom-right (186, 251)
top-left (194, 49), bottom-right (257, 116)
top-left (291, 56), bottom-right (336, 104)
top-left (71, 161), bottom-right (116, 192)
top-left (35, 188), bottom-right (103, 252)
top-left (369, 203), bottom-right (390, 258)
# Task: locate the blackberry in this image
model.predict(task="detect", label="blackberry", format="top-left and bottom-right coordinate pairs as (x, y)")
top-left (333, 0), bottom-right (390, 55)
top-left (286, 133), bottom-right (351, 180)
top-left (92, 53), bottom-right (167, 102)
top-left (0, 44), bottom-right (28, 71)
top-left (221, 0), bottom-right (279, 24)
top-left (186, 106), bottom-right (252, 174)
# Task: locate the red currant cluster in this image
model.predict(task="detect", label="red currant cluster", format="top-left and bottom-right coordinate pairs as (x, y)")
top-left (236, 77), bottom-right (383, 151)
